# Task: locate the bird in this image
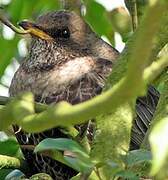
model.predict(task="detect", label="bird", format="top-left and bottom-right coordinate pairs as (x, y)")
top-left (9, 10), bottom-right (119, 179)
top-left (8, 10), bottom-right (160, 179)
top-left (131, 85), bottom-right (159, 150)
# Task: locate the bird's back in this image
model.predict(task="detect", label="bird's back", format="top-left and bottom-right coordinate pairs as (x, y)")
top-left (131, 86), bottom-right (160, 149)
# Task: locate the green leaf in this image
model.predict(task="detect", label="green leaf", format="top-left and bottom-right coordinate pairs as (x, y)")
top-left (64, 156), bottom-right (93, 173)
top-left (0, 169), bottom-right (13, 180)
top-left (0, 37), bottom-right (19, 79)
top-left (34, 138), bottom-right (88, 158)
top-left (34, 0), bottom-right (60, 15)
top-left (70, 171), bottom-right (99, 180)
top-left (0, 137), bottom-right (20, 157)
top-left (5, 169), bottom-right (25, 180)
top-left (104, 161), bottom-right (123, 178)
top-left (7, 0), bottom-right (24, 22)
top-left (35, 138), bottom-right (94, 173)
top-left (46, 149), bottom-right (69, 167)
top-left (107, 8), bottom-right (132, 41)
top-left (84, 0), bottom-right (114, 44)
top-left (115, 170), bottom-right (139, 180)
top-left (122, 149), bottom-right (152, 167)
top-left (149, 117), bottom-right (168, 175)
top-left (70, 173), bottom-right (81, 180)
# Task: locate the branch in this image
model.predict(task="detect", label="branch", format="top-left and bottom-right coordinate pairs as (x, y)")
top-left (0, 1), bottom-right (167, 135)
top-left (0, 96), bottom-right (47, 113)
top-left (0, 3), bottom-right (164, 136)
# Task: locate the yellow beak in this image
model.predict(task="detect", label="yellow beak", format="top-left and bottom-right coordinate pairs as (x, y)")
top-left (18, 21), bottom-right (53, 40)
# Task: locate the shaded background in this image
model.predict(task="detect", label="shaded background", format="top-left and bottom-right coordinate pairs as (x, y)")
top-left (0, 0), bottom-right (129, 97)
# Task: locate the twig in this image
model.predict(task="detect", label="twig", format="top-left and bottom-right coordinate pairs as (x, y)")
top-left (143, 56), bottom-right (168, 83)
top-left (0, 10), bottom-right (28, 34)
top-left (125, 0), bottom-right (138, 31)
top-left (131, 0), bottom-right (138, 31)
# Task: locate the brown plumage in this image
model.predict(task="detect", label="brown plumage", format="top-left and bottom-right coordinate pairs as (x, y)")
top-left (9, 10), bottom-right (118, 179)
top-left (9, 10), bottom-right (159, 179)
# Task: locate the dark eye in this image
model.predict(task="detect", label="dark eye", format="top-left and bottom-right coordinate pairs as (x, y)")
top-left (61, 29), bottom-right (70, 38)
top-left (48, 28), bottom-right (70, 39)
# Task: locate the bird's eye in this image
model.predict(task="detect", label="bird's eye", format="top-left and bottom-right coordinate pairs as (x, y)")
top-left (48, 27), bottom-right (70, 39)
top-left (61, 29), bottom-right (70, 38)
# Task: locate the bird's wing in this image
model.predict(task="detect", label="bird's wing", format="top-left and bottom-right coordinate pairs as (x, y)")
top-left (130, 86), bottom-right (160, 149)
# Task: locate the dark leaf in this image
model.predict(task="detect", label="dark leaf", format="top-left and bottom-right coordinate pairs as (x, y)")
top-left (115, 170), bottom-right (139, 180)
top-left (0, 169), bottom-right (13, 180)
top-left (34, 138), bottom-right (88, 158)
top-left (122, 149), bottom-right (152, 167)
top-left (35, 138), bottom-right (94, 173)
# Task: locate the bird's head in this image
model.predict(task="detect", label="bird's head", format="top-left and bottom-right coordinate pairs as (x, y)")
top-left (19, 11), bottom-right (93, 51)
top-left (18, 10), bottom-right (118, 64)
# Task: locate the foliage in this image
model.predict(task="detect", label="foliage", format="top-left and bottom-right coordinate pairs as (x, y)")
top-left (0, 0), bottom-right (168, 179)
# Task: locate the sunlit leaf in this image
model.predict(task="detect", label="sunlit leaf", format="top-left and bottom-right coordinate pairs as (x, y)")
top-left (64, 156), bottom-right (93, 173)
top-left (70, 173), bottom-right (80, 180)
top-left (70, 170), bottom-right (99, 180)
top-left (149, 117), bottom-right (168, 175)
top-left (30, 173), bottom-right (53, 180)
top-left (108, 7), bottom-right (132, 41)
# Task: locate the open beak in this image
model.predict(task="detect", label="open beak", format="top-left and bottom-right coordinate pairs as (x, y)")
top-left (18, 21), bottom-right (53, 40)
